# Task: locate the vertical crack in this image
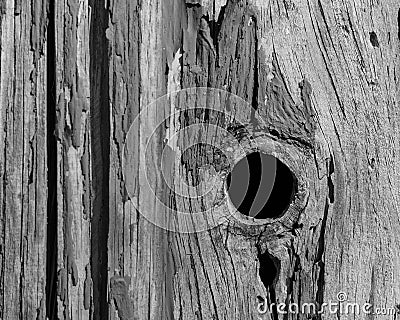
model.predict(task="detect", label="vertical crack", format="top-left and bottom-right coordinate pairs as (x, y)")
top-left (315, 155), bottom-right (334, 318)
top-left (208, 3), bottom-right (227, 57)
top-left (258, 248), bottom-right (280, 320)
top-left (251, 15), bottom-right (259, 121)
top-left (46, 0), bottom-right (58, 317)
top-left (89, 1), bottom-right (110, 318)
top-left (327, 154), bottom-right (335, 203)
top-left (397, 8), bottom-right (400, 41)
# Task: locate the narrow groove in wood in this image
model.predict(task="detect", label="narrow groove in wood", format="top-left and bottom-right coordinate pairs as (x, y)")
top-left (258, 249), bottom-right (279, 320)
top-left (89, 1), bottom-right (110, 318)
top-left (397, 8), bottom-right (400, 41)
top-left (46, 0), bottom-right (58, 317)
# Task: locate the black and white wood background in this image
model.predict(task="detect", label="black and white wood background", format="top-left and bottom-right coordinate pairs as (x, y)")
top-left (0, 0), bottom-right (399, 319)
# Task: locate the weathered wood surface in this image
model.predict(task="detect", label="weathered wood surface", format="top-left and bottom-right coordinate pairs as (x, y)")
top-left (54, 0), bottom-right (92, 318)
top-left (109, 1), bottom-right (400, 319)
top-left (1, 0), bottom-right (400, 319)
top-left (0, 0), bottom-right (48, 318)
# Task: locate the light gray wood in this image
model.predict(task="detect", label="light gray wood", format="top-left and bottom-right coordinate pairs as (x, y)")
top-left (0, 0), bottom-right (48, 318)
top-left (54, 0), bottom-right (92, 318)
top-left (1, 0), bottom-right (399, 319)
top-left (107, 0), bottom-right (400, 319)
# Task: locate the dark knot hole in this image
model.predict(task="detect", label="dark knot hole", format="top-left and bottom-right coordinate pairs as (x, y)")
top-left (226, 152), bottom-right (296, 219)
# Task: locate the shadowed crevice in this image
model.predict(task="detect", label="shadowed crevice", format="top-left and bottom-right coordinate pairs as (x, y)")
top-left (397, 9), bottom-right (400, 41)
top-left (258, 250), bottom-right (280, 320)
top-left (89, 1), bottom-right (110, 318)
top-left (46, 0), bottom-right (58, 317)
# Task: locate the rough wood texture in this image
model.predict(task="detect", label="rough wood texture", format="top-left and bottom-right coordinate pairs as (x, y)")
top-left (0, 0), bottom-right (48, 318)
top-left (54, 0), bottom-right (93, 319)
top-left (0, 0), bottom-right (399, 319)
top-left (108, 0), bottom-right (400, 319)
top-left (54, 0), bottom-right (92, 318)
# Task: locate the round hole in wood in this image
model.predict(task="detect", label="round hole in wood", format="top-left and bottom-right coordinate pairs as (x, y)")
top-left (226, 152), bottom-right (296, 219)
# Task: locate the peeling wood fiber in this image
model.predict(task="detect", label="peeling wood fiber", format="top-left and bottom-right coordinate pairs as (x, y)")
top-left (0, 0), bottom-right (48, 318)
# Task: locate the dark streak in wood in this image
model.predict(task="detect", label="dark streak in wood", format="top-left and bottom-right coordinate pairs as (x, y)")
top-left (81, 127), bottom-right (91, 220)
top-left (83, 264), bottom-right (92, 310)
top-left (397, 8), bottom-right (400, 41)
top-left (89, 0), bottom-right (110, 318)
top-left (46, 0), bottom-right (58, 318)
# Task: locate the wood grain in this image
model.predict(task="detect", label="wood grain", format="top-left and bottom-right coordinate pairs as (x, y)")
top-left (0, 0), bottom-right (48, 318)
top-left (0, 0), bottom-right (399, 319)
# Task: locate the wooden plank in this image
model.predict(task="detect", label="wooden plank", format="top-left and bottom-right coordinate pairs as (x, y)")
top-left (0, 0), bottom-right (48, 318)
top-left (54, 0), bottom-right (92, 318)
